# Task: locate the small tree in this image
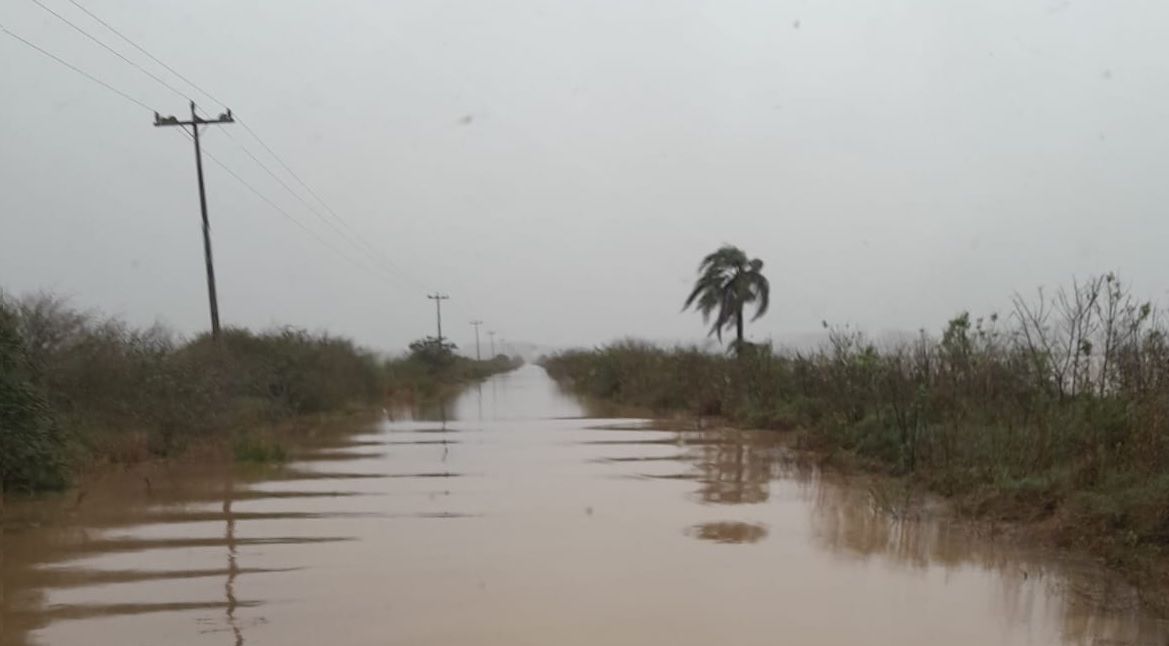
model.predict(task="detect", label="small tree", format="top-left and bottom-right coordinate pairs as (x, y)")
top-left (408, 337), bottom-right (458, 373)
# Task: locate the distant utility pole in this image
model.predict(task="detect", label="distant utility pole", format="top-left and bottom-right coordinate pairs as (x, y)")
top-left (487, 331), bottom-right (496, 357)
top-left (428, 293), bottom-right (449, 343)
top-left (153, 101), bottom-right (235, 339)
top-left (470, 320), bottom-right (483, 361)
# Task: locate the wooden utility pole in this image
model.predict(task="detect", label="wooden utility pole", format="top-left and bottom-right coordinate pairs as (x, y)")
top-left (153, 101), bottom-right (234, 339)
top-left (470, 320), bottom-right (483, 361)
top-left (428, 293), bottom-right (449, 343)
top-left (487, 330), bottom-right (496, 358)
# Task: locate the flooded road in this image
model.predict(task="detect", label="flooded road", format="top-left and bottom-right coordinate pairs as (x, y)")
top-left (2, 365), bottom-right (1166, 645)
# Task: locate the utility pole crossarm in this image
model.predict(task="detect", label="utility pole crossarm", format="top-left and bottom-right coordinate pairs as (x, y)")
top-left (153, 103), bottom-right (234, 128)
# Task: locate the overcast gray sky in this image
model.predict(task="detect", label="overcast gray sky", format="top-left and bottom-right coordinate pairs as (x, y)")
top-left (2, 0), bottom-right (1166, 352)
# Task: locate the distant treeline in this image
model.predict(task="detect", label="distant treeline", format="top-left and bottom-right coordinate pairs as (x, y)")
top-left (0, 292), bottom-right (519, 493)
top-left (542, 274), bottom-right (1169, 564)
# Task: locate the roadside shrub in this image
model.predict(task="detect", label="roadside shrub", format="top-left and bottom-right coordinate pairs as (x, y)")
top-left (0, 301), bottom-right (67, 492)
top-left (0, 291), bottom-right (519, 491)
top-left (542, 274), bottom-right (1169, 551)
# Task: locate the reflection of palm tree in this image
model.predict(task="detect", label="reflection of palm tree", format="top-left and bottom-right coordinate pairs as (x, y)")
top-left (694, 435), bottom-right (772, 505)
top-left (683, 245), bottom-right (770, 346)
top-left (686, 521), bottom-right (769, 544)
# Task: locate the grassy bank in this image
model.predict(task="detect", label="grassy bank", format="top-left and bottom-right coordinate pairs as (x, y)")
top-left (0, 292), bottom-right (519, 494)
top-left (542, 274), bottom-right (1169, 578)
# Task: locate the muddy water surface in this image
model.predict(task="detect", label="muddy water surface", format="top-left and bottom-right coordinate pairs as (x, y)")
top-left (2, 365), bottom-right (1167, 645)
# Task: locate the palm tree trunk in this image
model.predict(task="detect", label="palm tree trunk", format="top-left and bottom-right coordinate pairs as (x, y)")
top-left (736, 306), bottom-right (744, 344)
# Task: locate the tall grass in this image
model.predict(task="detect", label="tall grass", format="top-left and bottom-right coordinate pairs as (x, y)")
top-left (542, 274), bottom-right (1169, 555)
top-left (0, 292), bottom-right (517, 491)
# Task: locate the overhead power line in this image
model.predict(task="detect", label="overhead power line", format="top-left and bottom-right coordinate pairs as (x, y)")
top-left (24, 0), bottom-right (190, 103)
top-left (213, 125), bottom-right (420, 290)
top-left (233, 117), bottom-right (434, 292)
top-left (186, 104), bottom-right (432, 295)
top-left (183, 132), bottom-right (393, 285)
top-left (0, 21), bottom-right (155, 111)
top-left (62, 0), bottom-right (228, 110)
top-left (6, 3), bottom-right (482, 332)
top-left (0, 21), bottom-right (383, 301)
top-left (47, 0), bottom-right (440, 295)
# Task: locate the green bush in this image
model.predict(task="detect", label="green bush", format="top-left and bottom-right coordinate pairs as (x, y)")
top-left (0, 303), bottom-right (67, 492)
top-left (384, 338), bottom-right (521, 398)
top-left (542, 274), bottom-right (1169, 551)
top-left (0, 292), bottom-right (520, 492)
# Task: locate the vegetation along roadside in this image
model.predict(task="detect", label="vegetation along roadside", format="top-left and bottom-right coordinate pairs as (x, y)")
top-left (0, 291), bottom-right (519, 495)
top-left (542, 245), bottom-right (1169, 589)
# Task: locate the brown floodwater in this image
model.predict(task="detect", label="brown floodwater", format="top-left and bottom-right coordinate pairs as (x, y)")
top-left (2, 365), bottom-right (1167, 645)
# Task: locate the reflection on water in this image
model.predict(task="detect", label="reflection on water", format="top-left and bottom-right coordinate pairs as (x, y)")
top-left (800, 466), bottom-right (1169, 645)
top-left (222, 480), bottom-right (241, 646)
top-left (2, 365), bottom-right (1167, 646)
top-left (691, 431), bottom-right (780, 505)
top-left (412, 398), bottom-right (453, 424)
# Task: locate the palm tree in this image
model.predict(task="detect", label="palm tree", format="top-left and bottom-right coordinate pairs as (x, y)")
top-left (683, 245), bottom-right (770, 345)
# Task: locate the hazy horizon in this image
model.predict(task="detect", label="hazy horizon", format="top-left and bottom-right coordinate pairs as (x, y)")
top-left (4, 0), bottom-right (1167, 353)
